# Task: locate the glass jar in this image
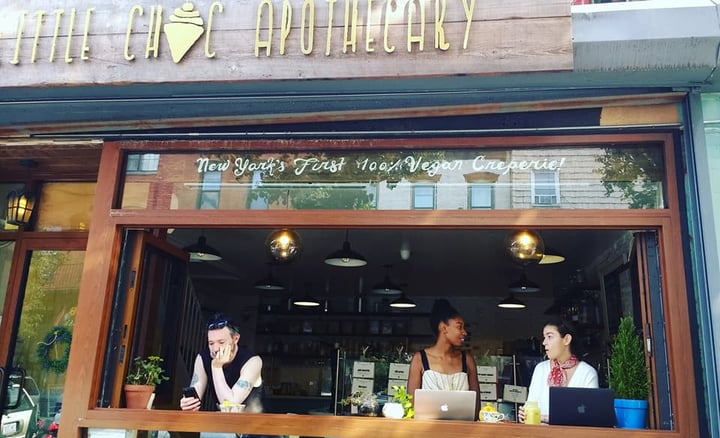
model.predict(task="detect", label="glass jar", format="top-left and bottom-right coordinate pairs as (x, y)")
top-left (524, 400), bottom-right (541, 425)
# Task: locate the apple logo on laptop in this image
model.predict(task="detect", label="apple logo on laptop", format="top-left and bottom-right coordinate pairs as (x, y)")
top-left (440, 404), bottom-right (449, 412)
top-left (577, 404), bottom-right (586, 414)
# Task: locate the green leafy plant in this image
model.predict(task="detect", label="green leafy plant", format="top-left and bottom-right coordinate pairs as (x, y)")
top-left (609, 316), bottom-right (650, 400)
top-left (125, 355), bottom-right (170, 386)
top-left (391, 385), bottom-right (414, 419)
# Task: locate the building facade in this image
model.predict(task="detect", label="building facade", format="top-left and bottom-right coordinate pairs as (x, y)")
top-left (1, 1), bottom-right (719, 437)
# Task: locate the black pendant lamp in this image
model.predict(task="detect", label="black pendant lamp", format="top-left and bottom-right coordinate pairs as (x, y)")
top-left (184, 232), bottom-right (223, 262)
top-left (390, 293), bottom-right (416, 309)
top-left (508, 272), bottom-right (541, 293)
top-left (497, 294), bottom-right (527, 309)
top-left (5, 160), bottom-right (39, 227)
top-left (324, 229), bottom-right (367, 267)
top-left (372, 265), bottom-right (403, 295)
top-left (254, 264), bottom-right (285, 291)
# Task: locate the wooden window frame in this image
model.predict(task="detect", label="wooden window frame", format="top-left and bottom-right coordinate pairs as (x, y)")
top-left (60, 133), bottom-right (699, 438)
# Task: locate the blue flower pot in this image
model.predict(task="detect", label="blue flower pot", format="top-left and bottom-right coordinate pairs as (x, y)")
top-left (614, 398), bottom-right (649, 429)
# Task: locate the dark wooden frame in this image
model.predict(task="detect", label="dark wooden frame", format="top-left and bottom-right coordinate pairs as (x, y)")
top-left (59, 133), bottom-right (699, 438)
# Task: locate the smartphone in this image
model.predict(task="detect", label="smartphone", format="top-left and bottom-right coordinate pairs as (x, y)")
top-left (182, 386), bottom-right (199, 399)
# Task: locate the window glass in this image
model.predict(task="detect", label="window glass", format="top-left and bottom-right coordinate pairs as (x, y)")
top-left (532, 170), bottom-right (558, 206)
top-left (35, 182), bottom-right (96, 231)
top-left (469, 183), bottom-right (493, 209)
top-left (119, 145), bottom-right (666, 210)
top-left (413, 185), bottom-right (435, 209)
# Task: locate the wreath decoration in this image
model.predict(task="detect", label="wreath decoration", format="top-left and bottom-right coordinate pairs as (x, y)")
top-left (36, 326), bottom-right (72, 374)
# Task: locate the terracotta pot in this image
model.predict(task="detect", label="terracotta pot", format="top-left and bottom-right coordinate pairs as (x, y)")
top-left (124, 384), bottom-right (155, 409)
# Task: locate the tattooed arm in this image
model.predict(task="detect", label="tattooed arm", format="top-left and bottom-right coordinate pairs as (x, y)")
top-left (212, 355), bottom-right (263, 405)
top-left (180, 355), bottom-right (207, 411)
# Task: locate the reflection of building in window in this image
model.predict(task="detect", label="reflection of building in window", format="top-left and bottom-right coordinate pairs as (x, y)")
top-left (199, 171), bottom-right (221, 209)
top-left (126, 153), bottom-right (160, 173)
top-left (468, 183), bottom-right (494, 209)
top-left (531, 170), bottom-right (559, 206)
top-left (413, 184), bottom-right (436, 209)
top-left (249, 170), bottom-right (269, 209)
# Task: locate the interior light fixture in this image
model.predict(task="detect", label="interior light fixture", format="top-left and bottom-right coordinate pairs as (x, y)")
top-left (497, 294), bottom-right (527, 309)
top-left (539, 246), bottom-right (566, 265)
top-left (372, 265), bottom-right (403, 295)
top-left (389, 294), bottom-right (416, 309)
top-left (266, 229), bottom-right (303, 264)
top-left (254, 265), bottom-right (285, 291)
top-left (292, 293), bottom-right (320, 307)
top-left (324, 229), bottom-right (367, 267)
top-left (505, 229), bottom-right (545, 266)
top-left (183, 232), bottom-right (223, 262)
top-left (508, 272), bottom-right (541, 293)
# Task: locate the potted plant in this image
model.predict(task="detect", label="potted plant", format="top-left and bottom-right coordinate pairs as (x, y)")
top-left (340, 390), bottom-right (379, 416)
top-left (124, 355), bottom-right (169, 409)
top-left (382, 385), bottom-right (413, 419)
top-left (608, 316), bottom-right (651, 428)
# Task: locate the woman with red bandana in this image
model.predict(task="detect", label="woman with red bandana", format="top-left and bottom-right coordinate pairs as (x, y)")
top-left (518, 319), bottom-right (598, 423)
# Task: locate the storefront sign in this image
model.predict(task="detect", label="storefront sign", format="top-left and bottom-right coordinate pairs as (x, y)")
top-left (196, 153), bottom-right (567, 179)
top-left (0, 0), bottom-right (571, 86)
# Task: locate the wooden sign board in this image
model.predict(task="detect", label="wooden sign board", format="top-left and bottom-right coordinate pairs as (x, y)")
top-left (0, 0), bottom-right (571, 87)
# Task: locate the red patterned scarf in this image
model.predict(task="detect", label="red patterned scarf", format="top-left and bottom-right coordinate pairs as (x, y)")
top-left (547, 354), bottom-right (578, 387)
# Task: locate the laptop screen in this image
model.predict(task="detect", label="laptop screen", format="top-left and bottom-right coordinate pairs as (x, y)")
top-left (548, 387), bottom-right (616, 427)
top-left (413, 389), bottom-right (477, 421)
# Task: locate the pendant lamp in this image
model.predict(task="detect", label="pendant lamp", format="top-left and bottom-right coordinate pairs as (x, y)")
top-left (254, 265), bottom-right (285, 291)
top-left (539, 246), bottom-right (565, 264)
top-left (184, 232), bottom-right (223, 262)
top-left (266, 228), bottom-right (303, 264)
top-left (390, 293), bottom-right (416, 309)
top-left (497, 294), bottom-right (527, 309)
top-left (505, 229), bottom-right (545, 266)
top-left (293, 284), bottom-right (320, 307)
top-left (324, 229), bottom-right (367, 267)
top-left (372, 265), bottom-right (403, 295)
top-left (508, 272), bottom-right (541, 293)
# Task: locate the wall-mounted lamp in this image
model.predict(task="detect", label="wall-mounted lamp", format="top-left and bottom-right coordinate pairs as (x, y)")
top-left (6, 190), bottom-right (36, 226)
top-left (325, 229), bottom-right (367, 267)
top-left (6, 159), bottom-right (38, 227)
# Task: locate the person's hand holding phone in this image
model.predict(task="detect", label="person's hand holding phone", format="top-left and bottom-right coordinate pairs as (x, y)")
top-left (180, 386), bottom-right (201, 411)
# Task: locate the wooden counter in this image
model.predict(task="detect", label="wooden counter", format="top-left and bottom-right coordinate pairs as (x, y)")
top-left (78, 409), bottom-right (672, 438)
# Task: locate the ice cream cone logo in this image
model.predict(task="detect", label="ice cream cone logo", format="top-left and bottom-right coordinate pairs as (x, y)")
top-left (164, 2), bottom-right (205, 63)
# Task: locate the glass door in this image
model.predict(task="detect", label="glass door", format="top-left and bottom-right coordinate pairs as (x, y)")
top-left (0, 237), bottom-right (85, 438)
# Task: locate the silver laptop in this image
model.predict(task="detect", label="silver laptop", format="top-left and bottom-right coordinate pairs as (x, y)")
top-left (549, 387), bottom-right (616, 427)
top-left (413, 389), bottom-right (477, 421)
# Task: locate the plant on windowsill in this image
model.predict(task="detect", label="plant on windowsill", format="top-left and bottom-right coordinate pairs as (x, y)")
top-left (609, 316), bottom-right (651, 428)
top-left (124, 355), bottom-right (169, 409)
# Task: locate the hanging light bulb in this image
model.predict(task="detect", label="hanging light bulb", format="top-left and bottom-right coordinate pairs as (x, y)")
top-left (266, 229), bottom-right (303, 264)
top-left (505, 229), bottom-right (545, 266)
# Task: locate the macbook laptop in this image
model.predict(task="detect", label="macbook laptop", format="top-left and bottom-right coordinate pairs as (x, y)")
top-left (549, 387), bottom-right (616, 427)
top-left (413, 389), bottom-right (477, 421)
